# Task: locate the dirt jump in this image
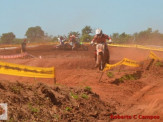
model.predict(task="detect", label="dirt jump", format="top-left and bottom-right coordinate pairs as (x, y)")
top-left (0, 44), bottom-right (163, 122)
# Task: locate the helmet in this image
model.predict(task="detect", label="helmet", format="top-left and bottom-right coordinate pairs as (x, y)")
top-left (95, 29), bottom-right (102, 35)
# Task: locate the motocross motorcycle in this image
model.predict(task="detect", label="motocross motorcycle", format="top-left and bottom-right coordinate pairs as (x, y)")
top-left (55, 44), bottom-right (64, 50)
top-left (72, 42), bottom-right (88, 51)
top-left (54, 42), bottom-right (72, 51)
top-left (94, 43), bottom-right (108, 70)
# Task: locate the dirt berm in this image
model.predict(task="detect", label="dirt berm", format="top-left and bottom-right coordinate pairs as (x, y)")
top-left (0, 81), bottom-right (116, 122)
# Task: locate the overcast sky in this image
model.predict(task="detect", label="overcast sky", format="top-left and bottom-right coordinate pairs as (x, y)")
top-left (0, 0), bottom-right (163, 38)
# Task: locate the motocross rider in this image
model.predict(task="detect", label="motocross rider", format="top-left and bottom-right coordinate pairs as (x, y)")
top-left (91, 29), bottom-right (112, 67)
top-left (69, 35), bottom-right (77, 50)
top-left (58, 36), bottom-right (64, 47)
top-left (21, 39), bottom-right (27, 52)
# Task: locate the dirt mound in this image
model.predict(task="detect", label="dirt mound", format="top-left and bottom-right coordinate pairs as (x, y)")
top-left (107, 60), bottom-right (163, 121)
top-left (0, 81), bottom-right (116, 121)
top-left (0, 44), bottom-right (163, 121)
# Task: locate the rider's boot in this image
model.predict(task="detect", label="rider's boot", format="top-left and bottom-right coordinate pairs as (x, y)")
top-left (94, 58), bottom-right (99, 68)
top-left (105, 48), bottom-right (110, 64)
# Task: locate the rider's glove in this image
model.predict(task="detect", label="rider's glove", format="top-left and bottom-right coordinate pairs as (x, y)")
top-left (108, 39), bottom-right (112, 44)
top-left (109, 39), bottom-right (112, 43)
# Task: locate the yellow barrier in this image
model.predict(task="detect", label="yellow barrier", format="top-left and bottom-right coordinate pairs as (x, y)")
top-left (103, 58), bottom-right (139, 71)
top-left (109, 44), bottom-right (163, 52)
top-left (2, 42), bottom-right (163, 52)
top-left (103, 51), bottom-right (162, 71)
top-left (149, 51), bottom-right (161, 60)
top-left (0, 61), bottom-right (55, 78)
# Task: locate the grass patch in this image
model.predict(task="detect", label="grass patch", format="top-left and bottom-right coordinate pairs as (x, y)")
top-left (7, 118), bottom-right (16, 122)
top-left (10, 85), bottom-right (22, 94)
top-left (28, 104), bottom-right (40, 114)
top-left (81, 94), bottom-right (88, 99)
top-left (65, 107), bottom-right (72, 111)
top-left (70, 92), bottom-right (79, 99)
top-left (155, 61), bottom-right (163, 67)
top-left (85, 86), bottom-right (92, 91)
top-left (112, 72), bottom-right (141, 85)
top-left (121, 74), bottom-right (137, 81)
top-left (107, 71), bottom-right (114, 78)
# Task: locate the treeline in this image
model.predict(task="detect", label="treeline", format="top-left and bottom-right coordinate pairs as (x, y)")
top-left (0, 26), bottom-right (163, 45)
top-left (111, 28), bottom-right (163, 45)
top-left (0, 26), bottom-right (46, 44)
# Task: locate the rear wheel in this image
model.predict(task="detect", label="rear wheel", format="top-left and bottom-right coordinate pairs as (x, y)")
top-left (82, 45), bottom-right (88, 51)
top-left (64, 43), bottom-right (72, 51)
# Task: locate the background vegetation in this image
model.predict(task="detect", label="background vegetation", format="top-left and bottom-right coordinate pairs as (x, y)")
top-left (0, 26), bottom-right (163, 46)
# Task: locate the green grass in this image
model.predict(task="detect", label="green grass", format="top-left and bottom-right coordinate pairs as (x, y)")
top-left (107, 71), bottom-right (114, 78)
top-left (10, 85), bottom-right (22, 94)
top-left (70, 92), bottom-right (79, 99)
top-left (119, 74), bottom-right (137, 82)
top-left (155, 61), bottom-right (163, 67)
top-left (81, 94), bottom-right (88, 99)
top-left (28, 104), bottom-right (40, 114)
top-left (7, 118), bottom-right (16, 122)
top-left (65, 107), bottom-right (72, 111)
top-left (85, 86), bottom-right (92, 91)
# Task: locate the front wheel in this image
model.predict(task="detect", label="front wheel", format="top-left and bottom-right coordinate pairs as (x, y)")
top-left (98, 53), bottom-right (104, 70)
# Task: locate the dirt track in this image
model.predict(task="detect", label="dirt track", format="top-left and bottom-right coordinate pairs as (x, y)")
top-left (0, 44), bottom-right (163, 121)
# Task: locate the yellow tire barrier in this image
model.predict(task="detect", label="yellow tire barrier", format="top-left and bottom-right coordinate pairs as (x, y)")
top-left (103, 51), bottom-right (162, 71)
top-left (0, 61), bottom-right (55, 79)
top-left (109, 44), bottom-right (163, 52)
top-left (103, 58), bottom-right (139, 71)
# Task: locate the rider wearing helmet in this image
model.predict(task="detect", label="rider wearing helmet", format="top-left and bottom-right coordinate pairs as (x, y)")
top-left (91, 29), bottom-right (112, 66)
top-left (69, 35), bottom-right (76, 42)
top-left (21, 39), bottom-right (27, 52)
top-left (58, 36), bottom-right (64, 46)
top-left (69, 35), bottom-right (77, 50)
top-left (91, 29), bottom-right (112, 44)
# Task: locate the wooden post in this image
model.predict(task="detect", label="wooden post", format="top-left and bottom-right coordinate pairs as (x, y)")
top-left (99, 71), bottom-right (104, 82)
top-left (118, 65), bottom-right (122, 74)
top-left (54, 67), bottom-right (56, 84)
top-left (54, 78), bottom-right (56, 84)
top-left (146, 59), bottom-right (154, 70)
top-left (21, 48), bottom-right (22, 53)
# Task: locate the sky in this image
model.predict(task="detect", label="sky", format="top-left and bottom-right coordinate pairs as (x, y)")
top-left (0, 0), bottom-right (163, 38)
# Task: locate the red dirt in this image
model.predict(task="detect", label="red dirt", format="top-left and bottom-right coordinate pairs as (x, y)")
top-left (0, 81), bottom-right (116, 121)
top-left (0, 44), bottom-right (163, 122)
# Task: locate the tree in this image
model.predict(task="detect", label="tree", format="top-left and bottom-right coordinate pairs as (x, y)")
top-left (81, 26), bottom-right (93, 42)
top-left (1, 32), bottom-right (15, 44)
top-left (82, 26), bottom-right (92, 35)
top-left (25, 26), bottom-right (44, 41)
top-left (111, 33), bottom-right (119, 43)
top-left (81, 34), bottom-right (93, 42)
top-left (117, 32), bottom-right (131, 44)
top-left (137, 28), bottom-right (152, 40)
top-left (52, 36), bottom-right (58, 42)
top-left (68, 31), bottom-right (80, 38)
